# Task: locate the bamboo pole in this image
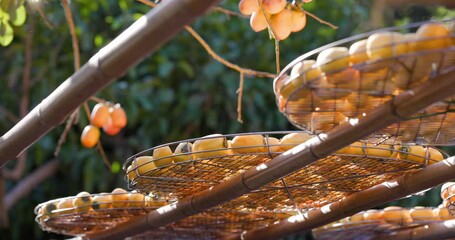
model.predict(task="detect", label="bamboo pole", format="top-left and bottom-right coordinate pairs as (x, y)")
top-left (85, 70), bottom-right (455, 240)
top-left (373, 219), bottom-right (455, 240)
top-left (0, 0), bottom-right (220, 167)
top-left (234, 156), bottom-right (455, 240)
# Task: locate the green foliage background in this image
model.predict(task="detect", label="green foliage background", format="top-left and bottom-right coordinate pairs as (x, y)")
top-left (0, 0), bottom-right (453, 239)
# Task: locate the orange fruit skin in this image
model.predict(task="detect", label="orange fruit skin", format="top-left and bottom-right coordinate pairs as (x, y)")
top-left (270, 9), bottom-right (292, 40)
top-left (238, 0), bottom-right (260, 16)
top-left (263, 0), bottom-right (286, 14)
top-left (414, 23), bottom-right (451, 51)
top-left (103, 117), bottom-right (121, 136)
top-left (110, 104), bottom-right (127, 128)
top-left (250, 11), bottom-right (269, 32)
top-left (90, 103), bottom-right (110, 128)
top-left (81, 125), bottom-right (100, 148)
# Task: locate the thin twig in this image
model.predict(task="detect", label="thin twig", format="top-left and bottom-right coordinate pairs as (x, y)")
top-left (137, 0), bottom-right (157, 7)
top-left (32, 3), bottom-right (54, 29)
top-left (213, 6), bottom-right (248, 18)
top-left (185, 26), bottom-right (275, 78)
top-left (96, 142), bottom-right (112, 170)
top-left (54, 0), bottom-right (81, 158)
top-left (83, 102), bottom-right (91, 118)
top-left (257, 0), bottom-right (281, 74)
top-left (1, 21), bottom-right (35, 181)
top-left (4, 159), bottom-right (59, 210)
top-left (53, 114), bottom-right (78, 157)
top-left (138, 0), bottom-right (275, 79)
top-left (303, 10), bottom-right (338, 29)
top-left (61, 0), bottom-right (80, 70)
top-left (237, 72), bottom-right (245, 123)
top-left (90, 96), bottom-right (105, 103)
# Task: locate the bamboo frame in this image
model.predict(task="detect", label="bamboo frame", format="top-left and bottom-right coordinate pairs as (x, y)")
top-left (234, 156), bottom-right (455, 240)
top-left (0, 0), bottom-right (220, 166)
top-left (85, 70), bottom-right (455, 240)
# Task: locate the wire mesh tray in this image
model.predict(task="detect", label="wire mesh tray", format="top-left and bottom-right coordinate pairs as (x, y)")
top-left (34, 190), bottom-right (169, 236)
top-left (273, 19), bottom-right (455, 145)
top-left (312, 206), bottom-right (455, 240)
top-left (441, 182), bottom-right (455, 216)
top-left (124, 132), bottom-right (445, 212)
top-left (128, 209), bottom-right (291, 240)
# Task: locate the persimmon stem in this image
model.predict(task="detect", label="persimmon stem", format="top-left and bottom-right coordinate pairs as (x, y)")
top-left (257, 0), bottom-right (281, 74)
top-left (90, 96), bottom-right (105, 103)
top-left (303, 10), bottom-right (338, 29)
top-left (96, 142), bottom-right (112, 170)
top-left (213, 6), bottom-right (248, 18)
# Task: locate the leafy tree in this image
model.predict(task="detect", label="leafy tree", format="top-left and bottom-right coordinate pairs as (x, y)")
top-left (0, 0), bottom-right (453, 239)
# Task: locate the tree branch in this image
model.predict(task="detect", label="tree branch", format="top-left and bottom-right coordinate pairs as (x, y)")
top-left (137, 0), bottom-right (276, 79)
top-left (302, 10), bottom-right (338, 30)
top-left (184, 26), bottom-right (276, 78)
top-left (1, 20), bottom-right (34, 181)
top-left (61, 0), bottom-right (80, 70)
top-left (53, 0), bottom-right (82, 158)
top-left (213, 6), bottom-right (248, 18)
top-left (4, 159), bottom-right (59, 210)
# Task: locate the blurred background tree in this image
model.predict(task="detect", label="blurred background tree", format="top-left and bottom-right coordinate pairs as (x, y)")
top-left (0, 0), bottom-right (453, 239)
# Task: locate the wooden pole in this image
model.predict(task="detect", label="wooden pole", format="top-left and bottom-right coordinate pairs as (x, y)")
top-left (0, 0), bottom-right (220, 167)
top-left (235, 156), bottom-right (455, 240)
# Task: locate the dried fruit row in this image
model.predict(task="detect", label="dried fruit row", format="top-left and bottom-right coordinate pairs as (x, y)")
top-left (35, 188), bottom-right (167, 220)
top-left (125, 132), bottom-right (445, 182)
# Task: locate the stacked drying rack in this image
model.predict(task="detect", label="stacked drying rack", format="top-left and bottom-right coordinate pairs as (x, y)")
top-left (34, 19), bottom-right (455, 240)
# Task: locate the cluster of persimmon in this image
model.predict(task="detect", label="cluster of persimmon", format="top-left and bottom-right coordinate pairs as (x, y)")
top-left (38, 188), bottom-right (167, 219)
top-left (321, 205), bottom-right (454, 228)
top-left (275, 22), bottom-right (454, 133)
top-left (125, 132), bottom-right (444, 182)
top-left (239, 0), bottom-right (311, 40)
top-left (80, 102), bottom-right (127, 148)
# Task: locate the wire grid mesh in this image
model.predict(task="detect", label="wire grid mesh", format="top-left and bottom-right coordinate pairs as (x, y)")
top-left (273, 19), bottom-right (455, 145)
top-left (34, 192), bottom-right (168, 236)
top-left (312, 207), bottom-right (455, 240)
top-left (127, 209), bottom-right (291, 240)
top-left (441, 182), bottom-right (455, 215)
top-left (124, 132), bottom-right (443, 213)
top-left (223, 154), bottom-right (423, 211)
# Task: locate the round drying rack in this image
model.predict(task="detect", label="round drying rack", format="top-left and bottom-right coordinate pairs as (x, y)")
top-left (34, 192), bottom-right (169, 236)
top-left (274, 19), bottom-right (455, 145)
top-left (128, 209), bottom-right (291, 240)
top-left (441, 182), bottom-right (455, 216)
top-left (124, 131), bottom-right (445, 213)
top-left (312, 206), bottom-right (455, 240)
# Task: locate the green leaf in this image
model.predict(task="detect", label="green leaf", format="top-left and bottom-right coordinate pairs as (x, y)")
top-left (10, 4), bottom-right (25, 26)
top-left (0, 20), bottom-right (13, 46)
top-left (111, 161), bottom-right (121, 174)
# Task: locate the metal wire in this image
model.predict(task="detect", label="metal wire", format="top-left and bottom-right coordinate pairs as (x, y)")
top-left (274, 19), bottom-right (455, 145)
